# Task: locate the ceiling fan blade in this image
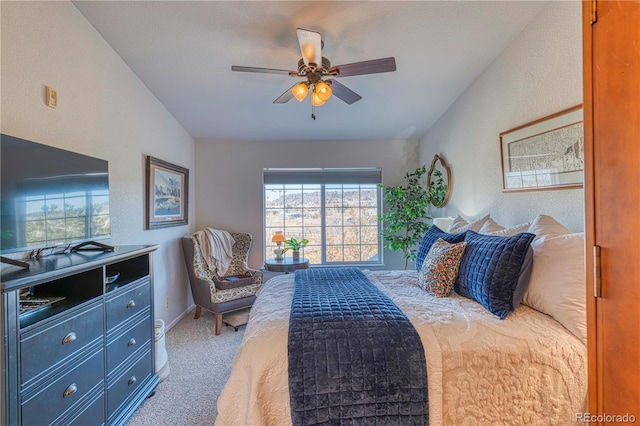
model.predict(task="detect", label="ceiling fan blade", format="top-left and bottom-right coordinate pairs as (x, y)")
top-left (296, 28), bottom-right (322, 66)
top-left (231, 66), bottom-right (294, 75)
top-left (330, 57), bottom-right (396, 77)
top-left (327, 79), bottom-right (362, 105)
top-left (273, 85), bottom-right (296, 104)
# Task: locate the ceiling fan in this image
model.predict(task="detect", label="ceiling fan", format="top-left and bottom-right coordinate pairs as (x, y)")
top-left (231, 28), bottom-right (396, 119)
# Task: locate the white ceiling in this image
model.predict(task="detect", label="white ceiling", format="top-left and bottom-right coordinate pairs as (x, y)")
top-left (72, 1), bottom-right (547, 142)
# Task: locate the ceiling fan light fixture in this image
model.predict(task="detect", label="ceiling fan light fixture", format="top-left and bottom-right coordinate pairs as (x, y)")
top-left (232, 29), bottom-right (397, 118)
top-left (291, 82), bottom-right (309, 102)
top-left (311, 92), bottom-right (326, 107)
top-left (296, 28), bottom-right (322, 66)
top-left (314, 81), bottom-right (332, 101)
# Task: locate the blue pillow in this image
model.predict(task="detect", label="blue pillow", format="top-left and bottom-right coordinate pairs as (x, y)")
top-left (512, 246), bottom-right (533, 309)
top-left (415, 225), bottom-right (467, 271)
top-left (455, 231), bottom-right (535, 319)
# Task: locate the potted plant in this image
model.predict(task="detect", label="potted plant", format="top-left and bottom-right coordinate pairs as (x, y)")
top-left (378, 165), bottom-right (432, 269)
top-left (281, 237), bottom-right (309, 261)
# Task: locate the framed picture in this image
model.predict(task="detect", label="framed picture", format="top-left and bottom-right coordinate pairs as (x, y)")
top-left (500, 105), bottom-right (584, 192)
top-left (145, 156), bottom-right (189, 229)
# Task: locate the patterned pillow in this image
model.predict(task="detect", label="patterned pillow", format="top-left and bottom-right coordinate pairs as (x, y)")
top-left (455, 231), bottom-right (536, 319)
top-left (415, 225), bottom-right (467, 272)
top-left (418, 238), bottom-right (468, 297)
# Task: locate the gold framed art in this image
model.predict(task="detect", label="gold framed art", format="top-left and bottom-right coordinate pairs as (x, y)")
top-left (145, 156), bottom-right (189, 229)
top-left (500, 105), bottom-right (584, 192)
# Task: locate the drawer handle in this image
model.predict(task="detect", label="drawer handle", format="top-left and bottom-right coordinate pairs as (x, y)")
top-left (63, 383), bottom-right (77, 398)
top-left (126, 300), bottom-right (136, 308)
top-left (62, 332), bottom-right (77, 345)
top-left (128, 376), bottom-right (137, 386)
top-left (127, 338), bottom-right (137, 347)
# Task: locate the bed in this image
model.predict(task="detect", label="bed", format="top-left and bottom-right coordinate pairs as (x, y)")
top-left (215, 215), bottom-right (588, 425)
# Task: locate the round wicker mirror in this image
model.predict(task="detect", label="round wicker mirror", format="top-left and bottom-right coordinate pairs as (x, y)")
top-left (427, 155), bottom-right (451, 207)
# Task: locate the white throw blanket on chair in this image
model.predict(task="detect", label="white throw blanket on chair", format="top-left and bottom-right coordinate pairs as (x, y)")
top-left (194, 228), bottom-right (236, 277)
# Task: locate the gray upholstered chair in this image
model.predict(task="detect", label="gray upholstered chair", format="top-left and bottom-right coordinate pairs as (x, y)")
top-left (181, 231), bottom-right (261, 335)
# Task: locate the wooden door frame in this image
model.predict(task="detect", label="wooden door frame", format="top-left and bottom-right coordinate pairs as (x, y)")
top-left (581, 0), bottom-right (599, 414)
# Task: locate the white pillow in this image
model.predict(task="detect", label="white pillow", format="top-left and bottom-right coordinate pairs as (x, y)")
top-left (444, 215), bottom-right (468, 232)
top-left (478, 217), bottom-right (505, 234)
top-left (445, 214), bottom-right (490, 233)
top-left (522, 233), bottom-right (586, 345)
top-left (527, 214), bottom-right (572, 239)
top-left (484, 222), bottom-right (531, 237)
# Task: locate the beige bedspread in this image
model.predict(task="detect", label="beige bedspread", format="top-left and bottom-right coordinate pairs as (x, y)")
top-left (215, 270), bottom-right (587, 426)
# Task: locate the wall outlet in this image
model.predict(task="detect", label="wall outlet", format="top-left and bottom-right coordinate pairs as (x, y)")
top-left (164, 297), bottom-right (169, 308)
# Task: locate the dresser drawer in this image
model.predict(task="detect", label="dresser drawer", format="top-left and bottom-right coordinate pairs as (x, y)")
top-left (65, 392), bottom-right (105, 426)
top-left (106, 314), bottom-right (152, 373)
top-left (107, 347), bottom-right (153, 419)
top-left (21, 348), bottom-right (104, 426)
top-left (106, 280), bottom-right (150, 330)
top-left (21, 302), bottom-right (104, 388)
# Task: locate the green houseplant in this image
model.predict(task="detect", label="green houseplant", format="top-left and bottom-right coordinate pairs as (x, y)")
top-left (281, 237), bottom-right (309, 261)
top-left (378, 165), bottom-right (432, 269)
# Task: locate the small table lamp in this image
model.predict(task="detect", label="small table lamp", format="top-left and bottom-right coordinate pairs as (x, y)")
top-left (272, 231), bottom-right (286, 260)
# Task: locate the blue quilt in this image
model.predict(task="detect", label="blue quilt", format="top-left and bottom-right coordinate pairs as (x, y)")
top-left (288, 268), bottom-right (428, 425)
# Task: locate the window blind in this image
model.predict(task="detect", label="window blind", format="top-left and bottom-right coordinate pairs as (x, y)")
top-left (263, 168), bottom-right (382, 185)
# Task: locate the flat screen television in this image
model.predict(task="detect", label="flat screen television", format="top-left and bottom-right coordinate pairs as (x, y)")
top-left (1, 134), bottom-right (110, 255)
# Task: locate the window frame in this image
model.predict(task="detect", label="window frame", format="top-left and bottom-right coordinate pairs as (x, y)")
top-left (263, 168), bottom-right (384, 268)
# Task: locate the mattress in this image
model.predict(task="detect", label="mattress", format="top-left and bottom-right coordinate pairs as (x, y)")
top-left (215, 270), bottom-right (587, 426)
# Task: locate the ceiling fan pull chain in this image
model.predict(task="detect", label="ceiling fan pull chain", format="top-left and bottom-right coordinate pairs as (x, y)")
top-left (312, 104), bottom-right (316, 120)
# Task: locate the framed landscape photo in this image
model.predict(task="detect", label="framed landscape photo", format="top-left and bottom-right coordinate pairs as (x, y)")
top-left (500, 105), bottom-right (584, 192)
top-left (145, 156), bottom-right (189, 229)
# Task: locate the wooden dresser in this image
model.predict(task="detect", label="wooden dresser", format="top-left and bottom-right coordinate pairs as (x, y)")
top-left (1, 245), bottom-right (159, 425)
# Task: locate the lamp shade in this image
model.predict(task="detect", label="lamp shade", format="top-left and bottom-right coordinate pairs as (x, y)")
top-left (311, 92), bottom-right (326, 107)
top-left (315, 81), bottom-right (332, 101)
top-left (291, 83), bottom-right (309, 102)
top-left (272, 231), bottom-right (286, 243)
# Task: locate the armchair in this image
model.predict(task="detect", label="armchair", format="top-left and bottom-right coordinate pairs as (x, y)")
top-left (181, 230), bottom-right (262, 335)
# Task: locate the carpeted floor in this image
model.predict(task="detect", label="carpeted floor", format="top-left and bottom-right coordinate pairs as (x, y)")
top-left (125, 309), bottom-right (245, 426)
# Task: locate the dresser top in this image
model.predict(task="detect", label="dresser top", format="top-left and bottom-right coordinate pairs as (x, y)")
top-left (1, 245), bottom-right (158, 292)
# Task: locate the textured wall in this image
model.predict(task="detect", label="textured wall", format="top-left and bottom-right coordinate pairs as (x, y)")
top-left (419, 2), bottom-right (584, 231)
top-left (194, 139), bottom-right (419, 271)
top-left (1, 2), bottom-right (196, 327)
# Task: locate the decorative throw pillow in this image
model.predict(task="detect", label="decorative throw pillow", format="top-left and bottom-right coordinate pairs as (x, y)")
top-left (418, 238), bottom-right (468, 297)
top-left (522, 233), bottom-right (586, 344)
top-left (415, 225), bottom-right (467, 272)
top-left (445, 214), bottom-right (490, 234)
top-left (455, 230), bottom-right (536, 319)
top-left (476, 220), bottom-right (535, 309)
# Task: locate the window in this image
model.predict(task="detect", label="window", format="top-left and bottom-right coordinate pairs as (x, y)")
top-left (264, 168), bottom-right (382, 266)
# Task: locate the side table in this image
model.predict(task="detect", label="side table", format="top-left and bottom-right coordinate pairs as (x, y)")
top-left (264, 257), bottom-right (310, 274)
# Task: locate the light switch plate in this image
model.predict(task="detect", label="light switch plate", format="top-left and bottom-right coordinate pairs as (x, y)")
top-left (45, 86), bottom-right (57, 108)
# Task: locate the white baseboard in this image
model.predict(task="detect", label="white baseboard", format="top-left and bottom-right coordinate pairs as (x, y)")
top-left (165, 303), bottom-right (196, 332)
